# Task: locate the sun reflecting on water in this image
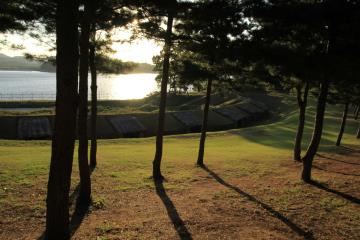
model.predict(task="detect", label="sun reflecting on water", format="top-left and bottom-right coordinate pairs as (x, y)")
top-left (97, 73), bottom-right (158, 100)
top-left (0, 71), bottom-right (158, 100)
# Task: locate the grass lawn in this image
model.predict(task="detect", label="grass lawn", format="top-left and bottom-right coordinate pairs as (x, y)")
top-left (0, 105), bottom-right (360, 239)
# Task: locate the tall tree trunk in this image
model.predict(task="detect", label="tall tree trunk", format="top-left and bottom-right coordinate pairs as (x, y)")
top-left (336, 102), bottom-right (349, 146)
top-left (45, 1), bottom-right (79, 239)
top-left (301, 79), bottom-right (329, 182)
top-left (89, 31), bottom-right (97, 168)
top-left (152, 12), bottom-right (174, 181)
top-left (356, 122), bottom-right (360, 139)
top-left (355, 105), bottom-right (359, 120)
top-left (294, 81), bottom-right (309, 161)
top-left (197, 78), bottom-right (213, 166)
top-left (77, 2), bottom-right (91, 205)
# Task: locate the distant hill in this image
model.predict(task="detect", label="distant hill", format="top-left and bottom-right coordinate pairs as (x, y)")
top-left (0, 53), bottom-right (155, 73)
top-left (0, 53), bottom-right (41, 70)
top-left (131, 63), bottom-right (155, 73)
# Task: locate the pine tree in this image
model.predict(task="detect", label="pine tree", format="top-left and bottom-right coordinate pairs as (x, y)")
top-left (0, 0), bottom-right (36, 33)
top-left (45, 0), bottom-right (79, 238)
top-left (136, 0), bottom-right (180, 180)
top-left (177, 0), bottom-right (244, 166)
top-left (243, 0), bottom-right (360, 182)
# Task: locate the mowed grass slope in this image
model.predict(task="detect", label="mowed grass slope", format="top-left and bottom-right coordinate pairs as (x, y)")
top-left (0, 104), bottom-right (360, 239)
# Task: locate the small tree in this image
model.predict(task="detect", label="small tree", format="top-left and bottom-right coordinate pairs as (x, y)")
top-left (136, 0), bottom-right (182, 180)
top-left (88, 0), bottom-right (134, 168)
top-left (176, 0), bottom-right (244, 166)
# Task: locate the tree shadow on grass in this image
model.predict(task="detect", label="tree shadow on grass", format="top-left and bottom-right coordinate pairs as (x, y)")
top-left (68, 166), bottom-right (96, 236)
top-left (37, 200), bottom-right (91, 240)
top-left (316, 153), bottom-right (360, 166)
top-left (154, 180), bottom-right (193, 240)
top-left (37, 166), bottom-right (96, 240)
top-left (308, 180), bottom-right (360, 205)
top-left (200, 165), bottom-right (314, 240)
top-left (338, 145), bottom-right (360, 153)
top-left (69, 200), bottom-right (90, 237)
top-left (313, 165), bottom-right (360, 177)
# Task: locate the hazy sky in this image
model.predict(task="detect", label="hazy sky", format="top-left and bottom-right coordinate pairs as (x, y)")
top-left (0, 30), bottom-right (162, 64)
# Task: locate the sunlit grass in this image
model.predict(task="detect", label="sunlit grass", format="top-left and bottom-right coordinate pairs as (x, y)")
top-left (0, 103), bottom-right (357, 194)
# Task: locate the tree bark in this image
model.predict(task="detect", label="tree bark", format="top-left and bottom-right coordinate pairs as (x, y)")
top-left (355, 105), bottom-right (359, 120)
top-left (294, 81), bottom-right (309, 161)
top-left (336, 102), bottom-right (349, 146)
top-left (197, 78), bottom-right (213, 166)
top-left (89, 27), bottom-right (97, 168)
top-left (153, 12), bottom-right (174, 181)
top-left (77, 2), bottom-right (91, 205)
top-left (301, 79), bottom-right (329, 182)
top-left (45, 1), bottom-right (79, 239)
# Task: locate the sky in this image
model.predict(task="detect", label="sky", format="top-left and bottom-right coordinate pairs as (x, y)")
top-left (0, 29), bottom-right (162, 64)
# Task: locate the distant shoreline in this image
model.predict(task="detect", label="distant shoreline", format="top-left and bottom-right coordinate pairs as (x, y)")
top-left (0, 68), bottom-right (51, 72)
top-left (0, 69), bottom-right (156, 74)
top-left (0, 53), bottom-right (155, 73)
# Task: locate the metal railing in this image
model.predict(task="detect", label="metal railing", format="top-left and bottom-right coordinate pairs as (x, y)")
top-left (0, 93), bottom-right (118, 102)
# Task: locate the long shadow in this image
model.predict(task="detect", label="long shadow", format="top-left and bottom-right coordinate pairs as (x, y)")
top-left (338, 145), bottom-right (360, 153)
top-left (36, 198), bottom-right (91, 240)
top-left (68, 166), bottom-right (96, 204)
top-left (309, 180), bottom-right (360, 205)
top-left (69, 200), bottom-right (90, 237)
top-left (316, 153), bottom-right (360, 166)
top-left (37, 166), bottom-right (96, 239)
top-left (68, 166), bottom-right (96, 236)
top-left (201, 165), bottom-right (314, 240)
top-left (313, 165), bottom-right (360, 177)
top-left (154, 180), bottom-right (193, 240)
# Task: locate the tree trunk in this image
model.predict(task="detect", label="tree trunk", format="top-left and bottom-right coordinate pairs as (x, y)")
top-left (355, 105), bottom-right (359, 120)
top-left (152, 12), bottom-right (174, 181)
top-left (45, 1), bottom-right (79, 239)
top-left (301, 79), bottom-right (329, 182)
top-left (197, 78), bottom-right (213, 166)
top-left (336, 102), bottom-right (349, 146)
top-left (77, 3), bottom-right (91, 205)
top-left (357, 122), bottom-right (360, 139)
top-left (294, 82), bottom-right (309, 161)
top-left (89, 34), bottom-right (97, 168)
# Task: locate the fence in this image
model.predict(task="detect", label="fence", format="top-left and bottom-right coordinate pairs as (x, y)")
top-left (0, 93), bottom-right (117, 102)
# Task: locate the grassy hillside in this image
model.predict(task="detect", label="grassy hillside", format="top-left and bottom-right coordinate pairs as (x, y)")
top-left (0, 104), bottom-right (359, 239)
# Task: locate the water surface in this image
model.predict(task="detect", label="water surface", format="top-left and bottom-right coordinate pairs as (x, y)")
top-left (0, 70), bottom-right (158, 100)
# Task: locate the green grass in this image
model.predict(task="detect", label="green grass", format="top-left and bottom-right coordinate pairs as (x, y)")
top-left (0, 102), bottom-right (357, 194)
top-left (1, 99), bottom-right (360, 239)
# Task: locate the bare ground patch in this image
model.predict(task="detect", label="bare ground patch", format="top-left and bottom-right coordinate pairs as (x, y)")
top-left (1, 151), bottom-right (360, 240)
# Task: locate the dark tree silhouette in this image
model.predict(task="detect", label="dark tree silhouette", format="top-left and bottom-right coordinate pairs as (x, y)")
top-left (294, 81), bottom-right (309, 161)
top-left (197, 77), bottom-right (213, 166)
top-left (177, 0), bottom-right (243, 166)
top-left (88, 0), bottom-right (134, 168)
top-left (89, 39), bottom-right (97, 168)
top-left (77, 0), bottom-right (92, 205)
top-left (301, 0), bottom-right (360, 181)
top-left (153, 10), bottom-right (174, 180)
top-left (244, 0), bottom-right (360, 182)
top-left (45, 0), bottom-right (79, 238)
top-left (302, 77), bottom-right (329, 182)
top-left (336, 103), bottom-right (348, 146)
top-left (0, 0), bottom-right (36, 33)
